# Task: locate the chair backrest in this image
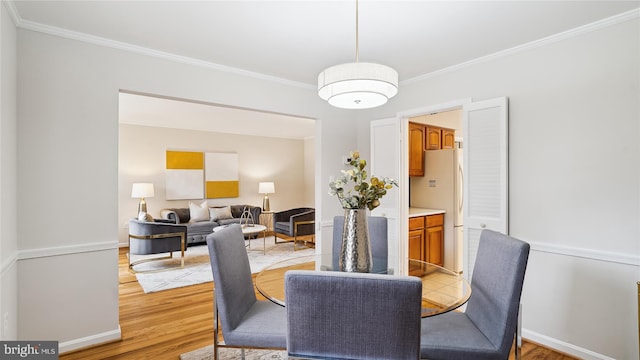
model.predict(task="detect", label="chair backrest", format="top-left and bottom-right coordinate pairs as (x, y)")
top-left (206, 224), bottom-right (257, 332)
top-left (332, 216), bottom-right (388, 272)
top-left (285, 270), bottom-right (422, 360)
top-left (466, 229), bottom-right (530, 356)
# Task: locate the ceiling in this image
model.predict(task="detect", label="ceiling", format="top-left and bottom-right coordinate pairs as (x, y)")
top-left (10, 1), bottom-right (639, 139)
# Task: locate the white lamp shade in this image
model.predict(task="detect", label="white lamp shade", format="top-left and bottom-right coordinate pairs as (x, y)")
top-left (258, 182), bottom-right (275, 194)
top-left (318, 62), bottom-right (398, 109)
top-left (131, 183), bottom-right (155, 198)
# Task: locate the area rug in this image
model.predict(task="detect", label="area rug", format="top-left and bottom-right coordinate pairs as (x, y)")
top-left (133, 236), bottom-right (314, 293)
top-left (180, 345), bottom-right (287, 360)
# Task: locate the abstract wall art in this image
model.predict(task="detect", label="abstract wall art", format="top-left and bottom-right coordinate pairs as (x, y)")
top-left (165, 150), bottom-right (239, 200)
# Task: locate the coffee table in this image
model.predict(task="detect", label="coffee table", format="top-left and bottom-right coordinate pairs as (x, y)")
top-left (241, 224), bottom-right (268, 254)
top-left (213, 224), bottom-right (268, 254)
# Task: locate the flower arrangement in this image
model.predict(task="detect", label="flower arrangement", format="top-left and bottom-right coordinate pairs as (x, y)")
top-left (329, 151), bottom-right (398, 210)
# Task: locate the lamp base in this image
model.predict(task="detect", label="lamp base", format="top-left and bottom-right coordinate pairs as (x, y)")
top-left (262, 195), bottom-right (270, 212)
top-left (138, 198), bottom-right (147, 214)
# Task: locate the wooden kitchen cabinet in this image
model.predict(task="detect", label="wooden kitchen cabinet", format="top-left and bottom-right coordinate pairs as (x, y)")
top-left (425, 214), bottom-right (444, 266)
top-left (408, 214), bottom-right (444, 266)
top-left (425, 126), bottom-right (442, 150)
top-left (408, 217), bottom-right (425, 260)
top-left (441, 128), bottom-right (456, 149)
top-left (409, 122), bottom-right (425, 177)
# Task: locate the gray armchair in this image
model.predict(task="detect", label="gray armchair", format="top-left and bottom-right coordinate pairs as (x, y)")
top-left (419, 229), bottom-right (530, 360)
top-left (285, 270), bottom-right (422, 359)
top-left (128, 219), bottom-right (187, 273)
top-left (206, 224), bottom-right (287, 359)
top-left (273, 207), bottom-right (315, 250)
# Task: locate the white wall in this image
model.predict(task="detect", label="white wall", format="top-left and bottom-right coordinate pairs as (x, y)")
top-left (361, 14), bottom-right (640, 360)
top-left (10, 6), bottom-right (638, 359)
top-left (0, 2), bottom-right (18, 341)
top-left (14, 25), bottom-right (354, 352)
top-left (119, 124), bottom-right (314, 245)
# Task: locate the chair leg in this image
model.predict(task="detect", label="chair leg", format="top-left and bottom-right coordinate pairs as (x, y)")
top-left (213, 300), bottom-right (220, 360)
top-left (240, 348), bottom-right (245, 359)
top-left (515, 302), bottom-right (522, 360)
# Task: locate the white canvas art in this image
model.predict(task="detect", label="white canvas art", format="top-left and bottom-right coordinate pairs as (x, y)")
top-left (165, 169), bottom-right (204, 200)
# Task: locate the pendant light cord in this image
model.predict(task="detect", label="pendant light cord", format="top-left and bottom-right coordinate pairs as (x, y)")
top-left (355, 0), bottom-right (359, 63)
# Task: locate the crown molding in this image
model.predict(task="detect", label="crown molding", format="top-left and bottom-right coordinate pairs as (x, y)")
top-left (402, 8), bottom-right (640, 85)
top-left (6, 0), bottom-right (314, 90)
top-left (5, 2), bottom-right (638, 92)
top-left (2, 0), bottom-right (20, 26)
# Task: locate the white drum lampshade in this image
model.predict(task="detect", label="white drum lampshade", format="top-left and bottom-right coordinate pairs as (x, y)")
top-left (318, 62), bottom-right (398, 109)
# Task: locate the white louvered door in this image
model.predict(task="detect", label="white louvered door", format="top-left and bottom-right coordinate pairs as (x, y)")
top-left (463, 97), bottom-right (509, 280)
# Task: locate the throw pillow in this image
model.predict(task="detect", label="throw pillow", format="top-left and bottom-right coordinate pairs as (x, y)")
top-left (138, 212), bottom-right (154, 222)
top-left (189, 201), bottom-right (210, 223)
top-left (210, 206), bottom-right (233, 221)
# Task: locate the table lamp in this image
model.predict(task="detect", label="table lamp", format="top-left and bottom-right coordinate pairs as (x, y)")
top-left (131, 183), bottom-right (155, 219)
top-left (258, 182), bottom-right (275, 212)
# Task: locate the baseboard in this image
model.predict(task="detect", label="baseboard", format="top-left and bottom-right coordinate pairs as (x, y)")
top-left (523, 329), bottom-right (616, 360)
top-left (59, 326), bottom-right (122, 354)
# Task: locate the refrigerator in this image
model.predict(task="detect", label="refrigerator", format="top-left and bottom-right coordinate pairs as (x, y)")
top-left (414, 146), bottom-right (464, 273)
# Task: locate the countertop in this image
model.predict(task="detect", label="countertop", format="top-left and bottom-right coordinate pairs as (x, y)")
top-left (409, 207), bottom-right (446, 217)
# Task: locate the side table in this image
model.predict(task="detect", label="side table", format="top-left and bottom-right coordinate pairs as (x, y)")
top-left (260, 211), bottom-right (275, 240)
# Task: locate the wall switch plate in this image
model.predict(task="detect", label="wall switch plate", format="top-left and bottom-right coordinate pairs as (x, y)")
top-left (429, 179), bottom-right (436, 187)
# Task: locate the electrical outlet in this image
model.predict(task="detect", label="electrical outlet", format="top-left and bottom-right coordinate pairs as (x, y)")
top-left (429, 179), bottom-right (436, 187)
top-left (124, 221), bottom-right (129, 229)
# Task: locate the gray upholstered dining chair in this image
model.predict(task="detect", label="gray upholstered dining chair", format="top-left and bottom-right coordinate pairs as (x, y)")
top-left (285, 270), bottom-right (422, 360)
top-left (420, 229), bottom-right (530, 360)
top-left (206, 224), bottom-right (287, 360)
top-left (332, 215), bottom-right (390, 273)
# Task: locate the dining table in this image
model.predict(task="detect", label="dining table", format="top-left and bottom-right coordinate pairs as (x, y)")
top-left (255, 254), bottom-right (472, 318)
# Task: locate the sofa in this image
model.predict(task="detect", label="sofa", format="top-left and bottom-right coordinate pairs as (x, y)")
top-left (160, 204), bottom-right (261, 246)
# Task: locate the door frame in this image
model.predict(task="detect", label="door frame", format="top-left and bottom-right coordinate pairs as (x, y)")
top-left (394, 98), bottom-right (472, 274)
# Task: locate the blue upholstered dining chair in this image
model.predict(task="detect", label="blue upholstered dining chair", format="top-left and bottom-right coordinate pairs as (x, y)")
top-left (420, 229), bottom-right (530, 360)
top-left (206, 224), bottom-right (287, 360)
top-left (332, 216), bottom-right (390, 273)
top-left (285, 270), bottom-right (422, 360)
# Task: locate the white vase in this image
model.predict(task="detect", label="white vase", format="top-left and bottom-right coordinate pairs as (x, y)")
top-left (339, 208), bottom-right (372, 272)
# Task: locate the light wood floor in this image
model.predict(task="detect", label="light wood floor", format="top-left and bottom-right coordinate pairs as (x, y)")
top-left (60, 248), bottom-right (578, 360)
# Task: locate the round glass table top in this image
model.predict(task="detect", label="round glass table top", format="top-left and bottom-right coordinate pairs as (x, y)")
top-left (255, 254), bottom-right (472, 317)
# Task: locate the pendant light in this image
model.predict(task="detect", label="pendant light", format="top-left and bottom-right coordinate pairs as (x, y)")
top-left (318, 0), bottom-right (398, 109)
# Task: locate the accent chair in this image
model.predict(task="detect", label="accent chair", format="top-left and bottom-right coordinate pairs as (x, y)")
top-left (128, 219), bottom-right (187, 273)
top-left (273, 207), bottom-right (315, 250)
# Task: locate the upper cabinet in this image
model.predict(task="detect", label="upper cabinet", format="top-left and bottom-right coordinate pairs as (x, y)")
top-left (442, 128), bottom-right (456, 149)
top-left (409, 122), bottom-right (425, 177)
top-left (425, 126), bottom-right (442, 150)
top-left (409, 122), bottom-right (456, 177)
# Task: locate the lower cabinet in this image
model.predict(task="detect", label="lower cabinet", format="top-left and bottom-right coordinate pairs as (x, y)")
top-left (408, 217), bottom-right (425, 260)
top-left (408, 214), bottom-right (444, 267)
